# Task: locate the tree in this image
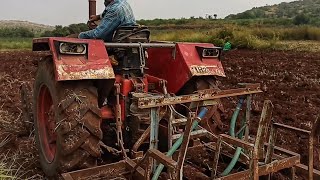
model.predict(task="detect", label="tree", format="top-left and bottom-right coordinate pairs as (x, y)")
top-left (214, 14), bottom-right (217, 19)
top-left (293, 14), bottom-right (310, 25)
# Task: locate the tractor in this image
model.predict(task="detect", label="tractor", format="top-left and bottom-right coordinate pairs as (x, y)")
top-left (20, 0), bottom-right (320, 179)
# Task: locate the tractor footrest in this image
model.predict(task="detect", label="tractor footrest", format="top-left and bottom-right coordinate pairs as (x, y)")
top-left (172, 129), bottom-right (209, 141)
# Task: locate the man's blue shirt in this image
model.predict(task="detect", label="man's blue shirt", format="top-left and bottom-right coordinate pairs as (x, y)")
top-left (79, 0), bottom-right (136, 42)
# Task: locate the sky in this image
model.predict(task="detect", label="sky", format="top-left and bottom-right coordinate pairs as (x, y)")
top-left (0, 0), bottom-right (295, 26)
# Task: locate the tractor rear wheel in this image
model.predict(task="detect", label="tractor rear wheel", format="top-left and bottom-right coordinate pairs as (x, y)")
top-left (33, 58), bottom-right (102, 177)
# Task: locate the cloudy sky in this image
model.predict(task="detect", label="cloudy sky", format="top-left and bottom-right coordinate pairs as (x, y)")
top-left (1, 0), bottom-right (294, 26)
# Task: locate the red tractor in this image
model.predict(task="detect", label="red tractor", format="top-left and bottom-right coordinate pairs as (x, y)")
top-left (22, 0), bottom-right (317, 179)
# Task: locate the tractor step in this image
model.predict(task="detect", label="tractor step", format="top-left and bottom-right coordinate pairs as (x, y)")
top-left (172, 128), bottom-right (209, 141)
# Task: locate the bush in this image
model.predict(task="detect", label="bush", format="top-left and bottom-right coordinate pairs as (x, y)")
top-left (0, 27), bottom-right (34, 38)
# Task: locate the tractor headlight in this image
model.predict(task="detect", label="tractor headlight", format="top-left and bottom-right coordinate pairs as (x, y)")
top-left (196, 46), bottom-right (222, 59)
top-left (59, 42), bottom-right (87, 55)
top-left (202, 48), bottom-right (220, 58)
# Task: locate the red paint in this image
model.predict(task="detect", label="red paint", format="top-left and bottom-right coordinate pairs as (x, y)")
top-left (145, 74), bottom-right (165, 92)
top-left (33, 37), bottom-right (115, 81)
top-left (121, 78), bottom-right (133, 120)
top-left (37, 84), bottom-right (56, 163)
top-left (147, 43), bottom-right (225, 93)
top-left (116, 76), bottom-right (149, 121)
top-left (101, 106), bottom-right (114, 119)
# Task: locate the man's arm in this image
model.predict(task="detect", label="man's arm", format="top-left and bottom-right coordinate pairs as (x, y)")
top-left (79, 8), bottom-right (121, 40)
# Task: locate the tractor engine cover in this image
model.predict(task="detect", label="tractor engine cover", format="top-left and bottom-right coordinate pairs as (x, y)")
top-left (147, 43), bottom-right (225, 93)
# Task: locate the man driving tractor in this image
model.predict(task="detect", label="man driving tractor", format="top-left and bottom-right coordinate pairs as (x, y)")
top-left (79, 0), bottom-right (136, 42)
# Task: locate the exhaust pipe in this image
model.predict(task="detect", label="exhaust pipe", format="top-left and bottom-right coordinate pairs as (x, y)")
top-left (89, 0), bottom-right (97, 18)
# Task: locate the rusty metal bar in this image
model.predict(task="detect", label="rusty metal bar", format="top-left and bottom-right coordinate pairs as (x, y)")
top-left (126, 158), bottom-right (146, 179)
top-left (62, 160), bottom-right (129, 180)
top-left (257, 101), bottom-right (273, 161)
top-left (309, 135), bottom-right (314, 180)
top-left (137, 85), bottom-right (262, 109)
top-left (217, 155), bottom-right (300, 180)
top-left (273, 123), bottom-right (311, 135)
top-left (265, 123), bottom-right (277, 164)
top-left (105, 42), bottom-right (176, 49)
top-left (220, 134), bottom-right (254, 151)
top-left (308, 116), bottom-right (319, 180)
top-left (212, 136), bottom-right (222, 178)
top-left (148, 149), bottom-right (177, 170)
top-left (295, 164), bottom-right (320, 179)
top-left (150, 107), bottom-right (160, 172)
top-left (177, 113), bottom-right (195, 179)
top-left (252, 100), bottom-right (273, 179)
top-left (244, 95), bottom-right (252, 142)
top-left (88, 0), bottom-right (96, 18)
top-left (132, 126), bottom-right (150, 153)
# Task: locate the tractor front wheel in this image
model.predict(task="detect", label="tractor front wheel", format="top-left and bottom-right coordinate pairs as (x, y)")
top-left (33, 58), bottom-right (102, 177)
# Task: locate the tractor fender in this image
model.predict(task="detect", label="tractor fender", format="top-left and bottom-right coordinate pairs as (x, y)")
top-left (33, 37), bottom-right (115, 81)
top-left (147, 43), bottom-right (225, 93)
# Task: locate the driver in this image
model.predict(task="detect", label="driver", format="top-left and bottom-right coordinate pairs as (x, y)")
top-left (79, 0), bottom-right (136, 42)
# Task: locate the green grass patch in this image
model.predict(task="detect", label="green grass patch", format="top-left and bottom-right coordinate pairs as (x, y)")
top-left (0, 38), bottom-right (32, 50)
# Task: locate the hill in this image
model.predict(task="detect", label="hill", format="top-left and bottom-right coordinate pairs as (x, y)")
top-left (0, 20), bottom-right (54, 35)
top-left (226, 0), bottom-right (320, 21)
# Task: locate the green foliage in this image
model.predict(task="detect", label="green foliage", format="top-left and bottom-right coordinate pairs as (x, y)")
top-left (293, 14), bottom-right (310, 25)
top-left (226, 0), bottom-right (320, 20)
top-left (0, 27), bottom-right (34, 38)
top-left (0, 38), bottom-right (32, 50)
top-left (41, 23), bottom-right (89, 37)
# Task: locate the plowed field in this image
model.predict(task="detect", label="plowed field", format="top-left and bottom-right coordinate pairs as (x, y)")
top-left (0, 50), bottom-right (319, 179)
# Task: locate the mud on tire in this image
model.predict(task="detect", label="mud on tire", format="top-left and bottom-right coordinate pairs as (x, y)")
top-left (33, 58), bottom-right (102, 177)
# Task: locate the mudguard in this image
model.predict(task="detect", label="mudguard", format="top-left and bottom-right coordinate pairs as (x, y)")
top-left (33, 37), bottom-right (115, 81)
top-left (147, 43), bottom-right (225, 93)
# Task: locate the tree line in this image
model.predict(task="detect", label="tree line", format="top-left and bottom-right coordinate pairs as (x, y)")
top-left (0, 27), bottom-right (34, 38)
top-left (41, 23), bottom-right (89, 37)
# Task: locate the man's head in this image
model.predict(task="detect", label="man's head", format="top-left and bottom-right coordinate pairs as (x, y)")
top-left (104, 0), bottom-right (113, 7)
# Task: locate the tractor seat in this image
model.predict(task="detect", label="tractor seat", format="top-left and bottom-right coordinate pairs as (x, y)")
top-left (112, 26), bottom-right (150, 43)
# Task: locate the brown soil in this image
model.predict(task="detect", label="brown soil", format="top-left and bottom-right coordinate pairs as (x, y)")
top-left (0, 50), bottom-right (319, 179)
top-left (219, 49), bottom-right (320, 170)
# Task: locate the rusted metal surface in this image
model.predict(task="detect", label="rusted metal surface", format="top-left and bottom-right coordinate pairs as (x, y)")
top-left (172, 128), bottom-right (209, 140)
top-left (212, 136), bottom-right (222, 178)
top-left (115, 84), bottom-right (127, 158)
top-left (244, 95), bottom-right (252, 142)
top-left (132, 126), bottom-right (150, 153)
top-left (273, 123), bottom-right (311, 135)
top-left (172, 118), bottom-right (188, 126)
top-left (148, 149), bottom-right (177, 170)
top-left (271, 117), bottom-right (320, 180)
top-left (256, 100), bottom-right (273, 161)
top-left (137, 84), bottom-right (262, 109)
top-left (216, 154), bottom-right (300, 180)
top-left (33, 37), bottom-right (115, 81)
top-left (177, 113), bottom-right (195, 179)
top-left (265, 124), bottom-right (276, 165)
top-left (88, 0), bottom-right (96, 18)
top-left (295, 164), bottom-right (320, 179)
top-left (56, 65), bottom-right (115, 80)
top-left (220, 134), bottom-right (254, 151)
top-left (62, 160), bottom-right (129, 180)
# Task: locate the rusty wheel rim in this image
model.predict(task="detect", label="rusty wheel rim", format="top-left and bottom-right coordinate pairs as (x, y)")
top-left (37, 84), bottom-right (57, 163)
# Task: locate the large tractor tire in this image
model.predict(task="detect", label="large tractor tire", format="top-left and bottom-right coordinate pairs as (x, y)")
top-left (33, 58), bottom-right (102, 177)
